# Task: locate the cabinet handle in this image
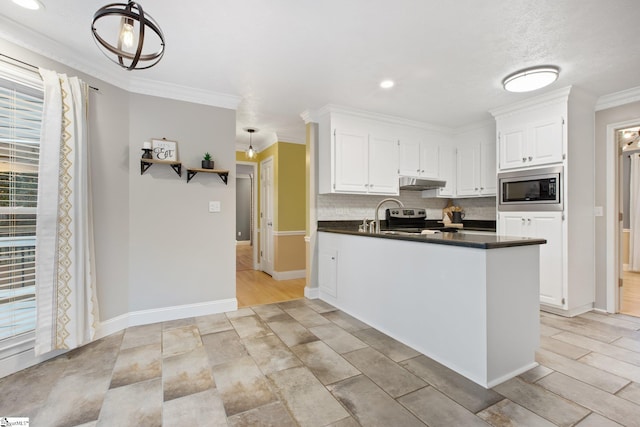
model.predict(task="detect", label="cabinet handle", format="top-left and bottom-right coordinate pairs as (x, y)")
top-left (417, 169), bottom-right (420, 172)
top-left (528, 156), bottom-right (533, 161)
top-left (480, 187), bottom-right (484, 190)
top-left (527, 218), bottom-right (531, 223)
top-left (522, 157), bottom-right (526, 162)
top-left (331, 256), bottom-right (335, 260)
top-left (475, 187), bottom-right (479, 191)
top-left (521, 218), bottom-right (525, 223)
top-left (421, 169), bottom-right (425, 173)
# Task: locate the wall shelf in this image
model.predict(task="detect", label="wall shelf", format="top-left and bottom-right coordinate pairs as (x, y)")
top-left (140, 159), bottom-right (182, 177)
top-left (186, 168), bottom-right (229, 184)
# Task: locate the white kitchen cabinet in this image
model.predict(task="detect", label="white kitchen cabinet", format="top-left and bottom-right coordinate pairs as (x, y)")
top-left (332, 129), bottom-right (399, 195)
top-left (318, 248), bottom-right (338, 298)
top-left (398, 139), bottom-right (439, 179)
top-left (498, 211), bottom-right (564, 307)
top-left (498, 115), bottom-right (564, 170)
top-left (455, 140), bottom-right (496, 197)
top-left (422, 144), bottom-right (455, 198)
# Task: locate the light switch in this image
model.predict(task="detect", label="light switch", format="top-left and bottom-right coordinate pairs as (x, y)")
top-left (594, 206), bottom-right (603, 217)
top-left (209, 201), bottom-right (221, 212)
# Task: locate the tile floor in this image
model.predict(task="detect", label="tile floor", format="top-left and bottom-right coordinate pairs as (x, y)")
top-left (1, 299), bottom-right (640, 426)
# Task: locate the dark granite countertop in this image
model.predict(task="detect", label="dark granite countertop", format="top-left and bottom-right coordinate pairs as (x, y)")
top-left (317, 220), bottom-right (545, 249)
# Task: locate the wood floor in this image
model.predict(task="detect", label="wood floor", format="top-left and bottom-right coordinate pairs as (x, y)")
top-left (622, 270), bottom-right (640, 316)
top-left (236, 244), bottom-right (305, 307)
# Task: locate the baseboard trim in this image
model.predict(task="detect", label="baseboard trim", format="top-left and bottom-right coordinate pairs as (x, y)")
top-left (236, 240), bottom-right (251, 246)
top-left (304, 286), bottom-right (319, 299)
top-left (540, 302), bottom-right (593, 317)
top-left (96, 298), bottom-right (238, 339)
top-left (272, 269), bottom-right (306, 280)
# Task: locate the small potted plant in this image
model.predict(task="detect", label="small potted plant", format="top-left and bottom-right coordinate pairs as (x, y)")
top-left (202, 152), bottom-right (214, 169)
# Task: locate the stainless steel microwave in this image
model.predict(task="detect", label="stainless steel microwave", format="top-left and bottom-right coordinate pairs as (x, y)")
top-left (498, 165), bottom-right (563, 211)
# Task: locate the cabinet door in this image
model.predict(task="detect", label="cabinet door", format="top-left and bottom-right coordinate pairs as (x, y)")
top-left (498, 213), bottom-right (525, 237)
top-left (529, 117), bottom-right (564, 167)
top-left (456, 144), bottom-right (480, 196)
top-left (419, 141), bottom-right (439, 179)
top-left (498, 127), bottom-right (527, 170)
top-left (529, 212), bottom-right (564, 307)
top-left (318, 249), bottom-right (338, 297)
top-left (368, 135), bottom-right (399, 195)
top-left (334, 130), bottom-right (368, 193)
top-left (437, 144), bottom-right (455, 197)
top-left (398, 139), bottom-right (421, 177)
top-left (480, 140), bottom-right (496, 196)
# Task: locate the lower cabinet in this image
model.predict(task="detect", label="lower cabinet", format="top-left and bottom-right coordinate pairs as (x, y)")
top-left (318, 249), bottom-right (338, 298)
top-left (498, 211), bottom-right (564, 307)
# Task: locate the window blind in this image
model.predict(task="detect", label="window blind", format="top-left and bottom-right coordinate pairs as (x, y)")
top-left (0, 74), bottom-right (43, 344)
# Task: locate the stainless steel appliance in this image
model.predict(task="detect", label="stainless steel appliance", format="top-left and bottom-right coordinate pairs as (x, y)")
top-left (498, 165), bottom-right (563, 211)
top-left (398, 177), bottom-right (446, 191)
top-left (384, 208), bottom-right (459, 233)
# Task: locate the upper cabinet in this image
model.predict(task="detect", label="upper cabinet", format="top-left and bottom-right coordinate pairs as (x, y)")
top-left (456, 140), bottom-right (496, 197)
top-left (498, 116), bottom-right (564, 170)
top-left (398, 139), bottom-right (439, 179)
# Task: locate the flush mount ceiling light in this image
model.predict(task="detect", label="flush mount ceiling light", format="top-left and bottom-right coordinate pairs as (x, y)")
top-left (245, 128), bottom-right (258, 159)
top-left (11, 0), bottom-right (44, 10)
top-left (380, 79), bottom-right (395, 89)
top-left (91, 0), bottom-right (165, 70)
top-left (502, 66), bottom-right (559, 93)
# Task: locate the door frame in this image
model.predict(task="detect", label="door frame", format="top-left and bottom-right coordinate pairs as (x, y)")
top-left (236, 160), bottom-right (259, 270)
top-left (606, 118), bottom-right (640, 313)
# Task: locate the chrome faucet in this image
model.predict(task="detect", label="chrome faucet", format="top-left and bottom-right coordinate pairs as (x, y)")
top-left (374, 198), bottom-right (404, 234)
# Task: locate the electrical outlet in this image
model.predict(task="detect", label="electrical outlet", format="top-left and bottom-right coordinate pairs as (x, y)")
top-left (238, 231), bottom-right (241, 237)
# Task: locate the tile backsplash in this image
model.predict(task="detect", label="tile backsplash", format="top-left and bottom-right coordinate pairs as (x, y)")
top-left (317, 192), bottom-right (496, 221)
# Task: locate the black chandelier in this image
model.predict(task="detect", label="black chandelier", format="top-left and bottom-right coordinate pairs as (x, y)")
top-left (91, 1), bottom-right (165, 70)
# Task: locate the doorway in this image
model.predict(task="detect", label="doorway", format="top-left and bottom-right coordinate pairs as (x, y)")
top-left (619, 125), bottom-right (640, 317)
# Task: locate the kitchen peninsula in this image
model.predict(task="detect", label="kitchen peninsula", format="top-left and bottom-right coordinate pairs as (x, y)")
top-left (317, 225), bottom-right (546, 388)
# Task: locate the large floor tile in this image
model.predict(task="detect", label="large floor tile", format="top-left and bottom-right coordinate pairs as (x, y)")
top-left (477, 398), bottom-right (556, 427)
top-left (536, 348), bottom-right (630, 393)
top-left (540, 315), bottom-right (622, 343)
top-left (267, 318), bottom-right (318, 347)
top-left (322, 310), bottom-right (370, 332)
top-left (162, 325), bottom-right (202, 358)
top-left (352, 328), bottom-right (420, 362)
top-left (242, 334), bottom-right (302, 375)
top-left (202, 330), bottom-right (248, 366)
top-left (580, 312), bottom-right (640, 331)
top-left (309, 323), bottom-right (368, 354)
top-left (195, 312), bottom-right (234, 335)
top-left (251, 304), bottom-right (289, 322)
top-left (282, 305), bottom-right (332, 328)
top-left (612, 336), bottom-right (640, 353)
top-left (227, 401), bottom-right (297, 427)
top-left (553, 331), bottom-right (640, 367)
top-left (212, 355), bottom-right (277, 416)
top-left (579, 352), bottom-right (640, 383)
top-left (401, 355), bottom-right (503, 413)
top-left (328, 374), bottom-right (425, 427)
top-left (539, 335), bottom-right (590, 359)
top-left (304, 298), bottom-right (338, 314)
top-left (162, 345), bottom-right (215, 402)
top-left (268, 366), bottom-right (349, 427)
top-left (398, 386), bottom-right (489, 427)
top-left (291, 340), bottom-right (361, 385)
top-left (120, 323), bottom-right (161, 350)
top-left (64, 332), bottom-right (123, 376)
top-left (109, 342), bottom-right (161, 389)
top-left (342, 346), bottom-right (426, 398)
top-left (492, 376), bottom-right (590, 427)
top-left (519, 365), bottom-right (554, 383)
top-left (616, 382), bottom-right (640, 405)
top-left (537, 372), bottom-right (640, 427)
top-left (96, 378), bottom-right (162, 427)
top-left (162, 388), bottom-right (228, 427)
top-left (228, 315), bottom-right (273, 340)
top-left (575, 412), bottom-right (624, 427)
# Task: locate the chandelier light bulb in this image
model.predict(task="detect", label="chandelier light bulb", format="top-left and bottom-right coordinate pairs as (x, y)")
top-left (120, 19), bottom-right (135, 49)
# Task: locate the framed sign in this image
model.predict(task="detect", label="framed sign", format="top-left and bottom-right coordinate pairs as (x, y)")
top-left (152, 139), bottom-right (178, 161)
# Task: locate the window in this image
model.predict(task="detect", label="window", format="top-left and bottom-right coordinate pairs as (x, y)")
top-left (0, 66), bottom-right (43, 351)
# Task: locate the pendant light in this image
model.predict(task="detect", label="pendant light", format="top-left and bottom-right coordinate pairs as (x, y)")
top-left (502, 66), bottom-right (559, 93)
top-left (245, 128), bottom-right (258, 159)
top-left (91, 1), bottom-right (165, 70)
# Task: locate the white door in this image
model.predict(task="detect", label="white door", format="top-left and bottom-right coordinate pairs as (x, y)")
top-left (260, 157), bottom-right (274, 276)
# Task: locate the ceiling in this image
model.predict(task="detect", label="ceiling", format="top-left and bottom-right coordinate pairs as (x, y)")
top-left (1, 0), bottom-right (640, 149)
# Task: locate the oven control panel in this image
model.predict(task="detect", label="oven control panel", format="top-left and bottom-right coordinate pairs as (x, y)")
top-left (386, 208), bottom-right (426, 219)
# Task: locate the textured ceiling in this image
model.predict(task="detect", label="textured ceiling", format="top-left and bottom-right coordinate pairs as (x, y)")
top-left (1, 0), bottom-right (640, 148)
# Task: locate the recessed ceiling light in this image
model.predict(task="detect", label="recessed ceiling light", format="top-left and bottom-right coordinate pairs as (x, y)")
top-left (380, 80), bottom-right (395, 89)
top-left (11, 0), bottom-right (43, 10)
top-left (502, 66), bottom-right (559, 93)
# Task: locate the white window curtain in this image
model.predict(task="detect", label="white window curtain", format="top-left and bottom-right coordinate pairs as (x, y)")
top-left (34, 68), bottom-right (98, 356)
top-left (630, 153), bottom-right (640, 271)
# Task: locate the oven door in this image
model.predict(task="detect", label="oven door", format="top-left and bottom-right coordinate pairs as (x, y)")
top-left (498, 166), bottom-right (563, 211)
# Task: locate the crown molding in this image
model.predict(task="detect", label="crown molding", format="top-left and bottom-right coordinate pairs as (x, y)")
top-left (313, 104), bottom-right (454, 134)
top-left (595, 85), bottom-right (640, 111)
top-left (489, 86), bottom-right (572, 117)
top-left (274, 133), bottom-right (305, 145)
top-left (128, 77), bottom-right (241, 110)
top-left (300, 109), bottom-right (317, 123)
top-left (0, 17), bottom-right (242, 110)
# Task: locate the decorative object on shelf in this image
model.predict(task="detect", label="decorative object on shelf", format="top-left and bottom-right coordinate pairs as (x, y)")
top-left (502, 66), bottom-right (559, 93)
top-left (152, 138), bottom-right (178, 161)
top-left (91, 0), bottom-right (165, 70)
top-left (141, 141), bottom-right (152, 159)
top-left (442, 200), bottom-right (464, 224)
top-left (186, 168), bottom-right (229, 184)
top-left (244, 127), bottom-right (258, 159)
top-left (202, 152), bottom-right (214, 169)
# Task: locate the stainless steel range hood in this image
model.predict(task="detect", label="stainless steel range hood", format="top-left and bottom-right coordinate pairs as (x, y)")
top-left (399, 176), bottom-right (446, 191)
